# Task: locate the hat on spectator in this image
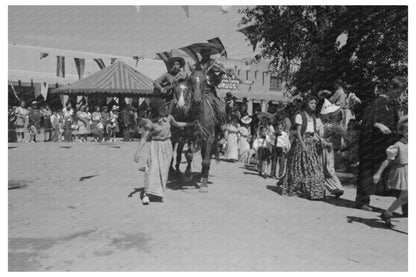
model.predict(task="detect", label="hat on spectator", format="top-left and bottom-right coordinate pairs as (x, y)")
top-left (320, 98), bottom-right (340, 115)
top-left (318, 90), bottom-right (332, 99)
top-left (241, 115), bottom-right (252, 125)
top-left (112, 105), bottom-right (119, 111)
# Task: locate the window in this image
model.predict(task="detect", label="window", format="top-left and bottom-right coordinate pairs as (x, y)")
top-left (269, 76), bottom-right (279, 91)
top-left (246, 70), bottom-right (250, 80)
top-left (238, 70), bottom-right (240, 77)
top-left (254, 70), bottom-right (258, 79)
top-left (262, 72), bottom-right (268, 86)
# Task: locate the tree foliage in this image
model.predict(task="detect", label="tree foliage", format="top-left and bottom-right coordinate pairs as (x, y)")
top-left (238, 6), bottom-right (408, 101)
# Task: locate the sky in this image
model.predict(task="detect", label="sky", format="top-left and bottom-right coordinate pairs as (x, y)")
top-left (8, 5), bottom-right (255, 59)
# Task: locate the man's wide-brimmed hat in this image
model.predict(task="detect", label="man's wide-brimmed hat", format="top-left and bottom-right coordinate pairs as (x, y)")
top-left (320, 98), bottom-right (340, 115)
top-left (210, 62), bottom-right (229, 75)
top-left (226, 92), bottom-right (233, 98)
top-left (318, 89), bottom-right (332, 99)
top-left (167, 57), bottom-right (185, 68)
top-left (112, 105), bottom-right (119, 111)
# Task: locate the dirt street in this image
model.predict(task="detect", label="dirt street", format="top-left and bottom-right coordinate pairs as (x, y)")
top-left (8, 141), bottom-right (407, 271)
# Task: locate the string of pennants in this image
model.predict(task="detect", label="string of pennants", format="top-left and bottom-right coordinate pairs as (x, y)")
top-left (40, 53), bottom-right (145, 79)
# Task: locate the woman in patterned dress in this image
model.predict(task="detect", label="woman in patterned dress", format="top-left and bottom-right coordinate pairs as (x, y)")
top-left (278, 96), bottom-right (326, 200)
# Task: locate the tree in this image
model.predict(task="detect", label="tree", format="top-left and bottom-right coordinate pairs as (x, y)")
top-left (238, 6), bottom-right (408, 102)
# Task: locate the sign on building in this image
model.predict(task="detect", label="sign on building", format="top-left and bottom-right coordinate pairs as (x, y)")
top-left (217, 77), bottom-right (240, 90)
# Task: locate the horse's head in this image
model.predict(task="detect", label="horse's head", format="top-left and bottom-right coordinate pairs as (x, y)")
top-left (172, 82), bottom-right (191, 110)
top-left (189, 65), bottom-right (207, 103)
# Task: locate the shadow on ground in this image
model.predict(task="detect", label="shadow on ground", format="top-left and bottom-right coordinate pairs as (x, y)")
top-left (8, 180), bottom-right (32, 190)
top-left (167, 172), bottom-right (212, 190)
top-left (346, 216), bottom-right (408, 235)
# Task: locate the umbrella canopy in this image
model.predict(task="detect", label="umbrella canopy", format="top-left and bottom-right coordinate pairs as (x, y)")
top-left (256, 112), bottom-right (276, 124)
top-left (51, 61), bottom-right (154, 96)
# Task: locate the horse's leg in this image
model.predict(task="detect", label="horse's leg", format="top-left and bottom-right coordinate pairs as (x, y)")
top-left (175, 139), bottom-right (185, 173)
top-left (169, 140), bottom-right (177, 176)
top-left (184, 138), bottom-right (193, 178)
top-left (200, 134), bottom-right (215, 192)
top-left (213, 128), bottom-right (220, 162)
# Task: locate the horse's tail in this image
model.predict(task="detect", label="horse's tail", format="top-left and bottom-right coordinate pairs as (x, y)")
top-left (213, 127), bottom-right (220, 162)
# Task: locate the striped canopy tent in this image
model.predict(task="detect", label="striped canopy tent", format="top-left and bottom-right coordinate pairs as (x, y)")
top-left (51, 60), bottom-right (154, 97)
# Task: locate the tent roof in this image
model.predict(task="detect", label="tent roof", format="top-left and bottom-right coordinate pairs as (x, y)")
top-left (51, 61), bottom-right (155, 96)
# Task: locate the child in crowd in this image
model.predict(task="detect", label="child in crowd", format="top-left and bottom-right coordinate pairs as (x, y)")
top-left (58, 111), bottom-right (64, 141)
top-left (50, 110), bottom-right (60, 142)
top-left (41, 105), bottom-right (52, 142)
top-left (107, 106), bottom-right (119, 142)
top-left (28, 102), bottom-right (41, 143)
top-left (373, 116), bottom-right (408, 228)
top-left (253, 126), bottom-right (273, 177)
top-left (270, 121), bottom-right (291, 179)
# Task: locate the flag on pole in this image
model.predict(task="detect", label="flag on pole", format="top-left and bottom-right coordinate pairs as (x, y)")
top-left (40, 52), bottom-right (49, 59)
top-left (94, 58), bottom-right (106, 69)
top-left (179, 46), bottom-right (199, 64)
top-left (74, 58), bottom-right (85, 79)
top-left (40, 82), bottom-right (49, 100)
top-left (237, 26), bottom-right (258, 52)
top-left (138, 97), bottom-right (145, 107)
top-left (9, 82), bottom-right (21, 102)
top-left (156, 51), bottom-right (172, 70)
top-left (56, 56), bottom-right (65, 78)
top-left (207, 37), bottom-right (227, 58)
top-left (60, 95), bottom-right (68, 108)
top-left (181, 6), bottom-right (189, 18)
top-left (132, 55), bottom-right (144, 67)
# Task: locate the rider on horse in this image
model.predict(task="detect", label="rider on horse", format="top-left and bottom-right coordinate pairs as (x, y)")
top-left (153, 57), bottom-right (189, 114)
top-left (193, 49), bottom-right (228, 126)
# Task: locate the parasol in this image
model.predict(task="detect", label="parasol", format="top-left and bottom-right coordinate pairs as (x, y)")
top-left (256, 112), bottom-right (276, 123)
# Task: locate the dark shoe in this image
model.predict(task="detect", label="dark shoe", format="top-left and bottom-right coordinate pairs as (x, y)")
top-left (380, 211), bottom-right (393, 228)
top-left (333, 189), bottom-right (344, 198)
top-left (354, 204), bottom-right (373, 212)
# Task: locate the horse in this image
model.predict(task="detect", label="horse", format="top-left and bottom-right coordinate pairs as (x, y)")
top-left (168, 81), bottom-right (196, 179)
top-left (188, 64), bottom-right (227, 191)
